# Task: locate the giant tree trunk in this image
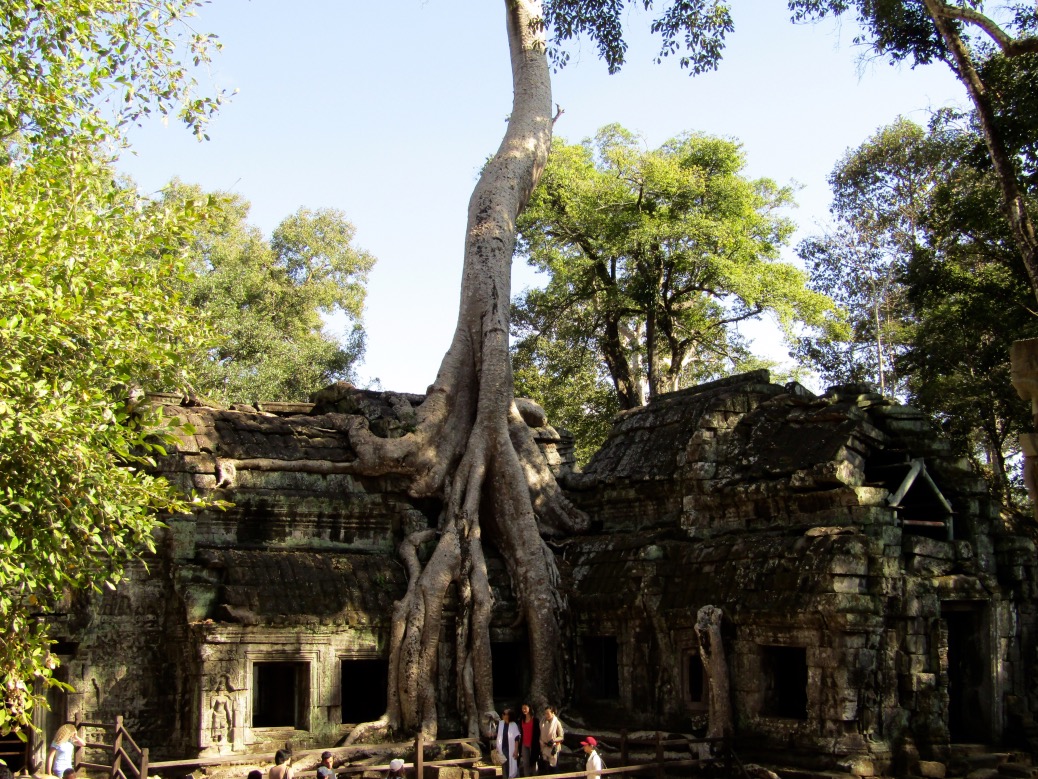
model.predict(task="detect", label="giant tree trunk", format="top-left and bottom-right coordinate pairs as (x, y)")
top-left (344, 0), bottom-right (587, 743)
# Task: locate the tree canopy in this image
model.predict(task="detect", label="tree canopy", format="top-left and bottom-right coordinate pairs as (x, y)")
top-left (795, 116), bottom-right (959, 396)
top-left (788, 0), bottom-right (1038, 303)
top-left (512, 124), bottom-right (832, 448)
top-left (0, 0), bottom-right (221, 733)
top-left (798, 113), bottom-right (1038, 509)
top-left (167, 184), bottom-right (374, 403)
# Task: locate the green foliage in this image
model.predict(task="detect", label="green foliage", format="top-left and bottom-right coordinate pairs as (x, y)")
top-left (545, 0), bottom-right (734, 74)
top-left (799, 113), bottom-right (1038, 509)
top-left (513, 332), bottom-right (619, 465)
top-left (166, 183), bottom-right (375, 403)
top-left (513, 124), bottom-right (832, 442)
top-left (0, 142), bottom-right (210, 732)
top-left (900, 143), bottom-right (1038, 509)
top-left (795, 117), bottom-right (959, 396)
top-left (0, 0), bottom-right (224, 145)
top-left (0, 0), bottom-right (223, 734)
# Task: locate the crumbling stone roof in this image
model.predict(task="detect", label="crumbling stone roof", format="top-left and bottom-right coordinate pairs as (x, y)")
top-left (200, 549), bottom-right (405, 627)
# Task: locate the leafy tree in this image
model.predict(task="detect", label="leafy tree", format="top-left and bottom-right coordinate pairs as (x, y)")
top-left (900, 137), bottom-right (1038, 508)
top-left (512, 304), bottom-right (621, 465)
top-left (796, 117), bottom-right (958, 395)
top-left (0, 143), bottom-right (211, 733)
top-left (788, 0), bottom-right (1038, 303)
top-left (0, 0), bottom-right (223, 145)
top-left (512, 124), bottom-right (831, 421)
top-left (168, 184), bottom-right (374, 403)
top-left (799, 113), bottom-right (1037, 508)
top-left (0, 0), bottom-right (221, 733)
top-left (341, 0), bottom-right (739, 742)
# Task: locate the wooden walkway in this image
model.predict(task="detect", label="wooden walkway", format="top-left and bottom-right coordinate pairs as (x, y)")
top-left (66, 716), bottom-right (742, 779)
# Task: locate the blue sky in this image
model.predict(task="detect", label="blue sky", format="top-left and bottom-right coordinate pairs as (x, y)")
top-left (117, 1), bottom-right (967, 395)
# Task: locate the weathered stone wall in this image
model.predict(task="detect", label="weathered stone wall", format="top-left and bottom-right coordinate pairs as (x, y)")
top-left (563, 374), bottom-right (1038, 774)
top-left (48, 376), bottom-right (1038, 777)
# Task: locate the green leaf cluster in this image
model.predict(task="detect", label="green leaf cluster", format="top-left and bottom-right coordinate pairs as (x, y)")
top-left (513, 124), bottom-right (833, 454)
top-left (0, 0), bottom-right (223, 734)
top-left (0, 0), bottom-right (225, 145)
top-left (545, 0), bottom-right (734, 75)
top-left (164, 183), bottom-right (375, 404)
top-left (0, 142), bottom-right (210, 732)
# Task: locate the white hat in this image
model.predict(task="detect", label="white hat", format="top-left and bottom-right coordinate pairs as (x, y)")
top-left (389, 759), bottom-right (404, 772)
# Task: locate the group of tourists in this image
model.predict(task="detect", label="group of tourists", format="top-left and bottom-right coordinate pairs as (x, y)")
top-left (494, 704), bottom-right (602, 779)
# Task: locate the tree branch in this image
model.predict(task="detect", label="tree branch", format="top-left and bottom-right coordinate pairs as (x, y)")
top-left (933, 2), bottom-right (1038, 56)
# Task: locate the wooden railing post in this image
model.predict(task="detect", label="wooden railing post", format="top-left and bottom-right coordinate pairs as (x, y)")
top-left (73, 713), bottom-right (85, 771)
top-left (415, 732), bottom-right (425, 779)
top-left (140, 747), bottom-right (149, 779)
top-left (112, 716), bottom-right (125, 779)
top-left (654, 732), bottom-right (663, 779)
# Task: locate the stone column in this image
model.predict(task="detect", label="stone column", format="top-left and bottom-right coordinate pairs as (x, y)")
top-left (1010, 339), bottom-right (1038, 519)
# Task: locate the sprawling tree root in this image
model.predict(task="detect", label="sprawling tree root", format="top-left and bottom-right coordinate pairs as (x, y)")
top-left (344, 0), bottom-right (587, 744)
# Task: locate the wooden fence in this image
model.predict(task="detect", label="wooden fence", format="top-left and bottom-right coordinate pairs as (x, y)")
top-left (67, 716), bottom-right (744, 779)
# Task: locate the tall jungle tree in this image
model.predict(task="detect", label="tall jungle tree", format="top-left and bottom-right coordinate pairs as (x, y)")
top-left (795, 117), bottom-right (959, 395)
top-left (513, 125), bottom-right (830, 411)
top-left (164, 183), bottom-right (374, 403)
top-left (788, 0), bottom-right (1038, 302)
top-left (341, 1), bottom-right (737, 741)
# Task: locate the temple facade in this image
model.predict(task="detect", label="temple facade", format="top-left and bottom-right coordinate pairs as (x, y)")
top-left (36, 372), bottom-right (1038, 777)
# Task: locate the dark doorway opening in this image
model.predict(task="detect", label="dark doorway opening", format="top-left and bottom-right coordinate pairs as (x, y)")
top-left (685, 651), bottom-right (706, 706)
top-left (341, 659), bottom-right (388, 724)
top-left (253, 662), bottom-right (308, 728)
top-left (760, 645), bottom-right (808, 720)
top-left (582, 636), bottom-right (620, 700)
top-left (944, 604), bottom-right (991, 742)
top-left (491, 641), bottom-right (529, 703)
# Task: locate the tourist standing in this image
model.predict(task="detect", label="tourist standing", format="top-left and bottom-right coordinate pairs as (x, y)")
top-left (538, 706), bottom-right (563, 773)
top-left (46, 724), bottom-right (85, 778)
top-left (496, 708), bottom-right (520, 778)
top-left (517, 703), bottom-right (538, 777)
top-left (387, 758), bottom-right (406, 779)
top-left (581, 737), bottom-right (602, 779)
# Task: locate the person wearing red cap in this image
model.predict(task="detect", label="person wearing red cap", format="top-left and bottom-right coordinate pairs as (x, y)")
top-left (581, 737), bottom-right (602, 779)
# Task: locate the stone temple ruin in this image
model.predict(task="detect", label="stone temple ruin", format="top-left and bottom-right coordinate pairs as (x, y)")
top-left (30, 369), bottom-right (1038, 777)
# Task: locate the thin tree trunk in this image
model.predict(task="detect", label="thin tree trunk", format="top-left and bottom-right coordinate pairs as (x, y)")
top-left (923, 0), bottom-right (1038, 303)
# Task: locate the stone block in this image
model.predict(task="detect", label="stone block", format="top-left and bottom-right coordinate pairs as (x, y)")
top-left (904, 535), bottom-right (954, 560)
top-left (831, 555), bottom-right (869, 576)
top-left (841, 757), bottom-right (876, 777)
top-left (832, 575), bottom-right (866, 594)
top-left (906, 555), bottom-right (954, 577)
top-left (919, 761), bottom-right (947, 778)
